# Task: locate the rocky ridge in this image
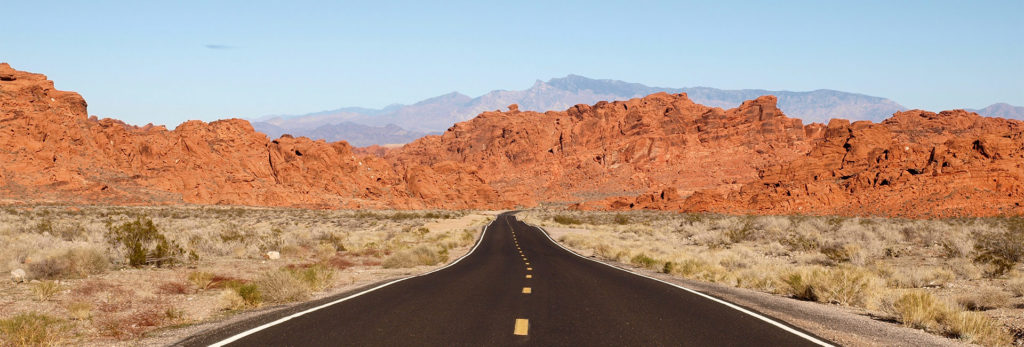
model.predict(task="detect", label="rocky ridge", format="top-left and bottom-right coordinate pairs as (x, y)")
top-left (3, 63), bottom-right (1022, 217)
top-left (0, 63), bottom-right (501, 209)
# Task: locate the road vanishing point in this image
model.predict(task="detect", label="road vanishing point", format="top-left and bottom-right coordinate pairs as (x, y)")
top-left (182, 212), bottom-right (832, 346)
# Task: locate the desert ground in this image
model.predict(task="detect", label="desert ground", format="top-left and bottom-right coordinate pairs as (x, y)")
top-left (519, 209), bottom-right (1024, 346)
top-left (0, 206), bottom-right (493, 346)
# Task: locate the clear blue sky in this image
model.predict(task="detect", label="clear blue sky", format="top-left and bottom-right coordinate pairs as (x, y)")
top-left (2, 0), bottom-right (1021, 126)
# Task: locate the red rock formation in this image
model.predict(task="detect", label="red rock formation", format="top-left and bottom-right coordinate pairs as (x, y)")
top-left (3, 63), bottom-right (1022, 217)
top-left (677, 110), bottom-right (1024, 217)
top-left (0, 63), bottom-right (499, 209)
top-left (390, 93), bottom-right (819, 206)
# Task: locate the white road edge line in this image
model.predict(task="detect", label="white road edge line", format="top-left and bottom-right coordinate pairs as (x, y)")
top-left (526, 219), bottom-right (834, 347)
top-left (208, 217), bottom-right (499, 347)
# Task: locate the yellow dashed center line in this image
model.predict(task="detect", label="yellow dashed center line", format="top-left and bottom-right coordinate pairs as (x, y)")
top-left (522, 287), bottom-right (532, 294)
top-left (526, 267), bottom-right (532, 271)
top-left (514, 319), bottom-right (529, 335)
top-left (525, 274), bottom-right (532, 278)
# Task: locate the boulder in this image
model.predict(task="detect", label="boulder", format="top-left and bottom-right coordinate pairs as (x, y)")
top-left (10, 268), bottom-right (26, 283)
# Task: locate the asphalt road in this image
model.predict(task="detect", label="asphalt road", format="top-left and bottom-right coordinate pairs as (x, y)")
top-left (193, 212), bottom-right (831, 346)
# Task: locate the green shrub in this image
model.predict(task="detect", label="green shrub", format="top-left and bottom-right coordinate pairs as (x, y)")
top-left (782, 271), bottom-right (817, 301)
top-left (105, 216), bottom-right (184, 267)
top-left (630, 254), bottom-right (658, 269)
top-left (225, 281), bottom-right (263, 307)
top-left (289, 264), bottom-right (335, 292)
top-left (662, 261), bottom-right (675, 274)
top-left (0, 313), bottom-right (70, 347)
top-left (552, 215), bottom-right (582, 225)
top-left (28, 247), bottom-right (108, 279)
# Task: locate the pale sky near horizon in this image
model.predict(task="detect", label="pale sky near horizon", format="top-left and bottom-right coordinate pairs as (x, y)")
top-left (1, 0), bottom-right (1021, 126)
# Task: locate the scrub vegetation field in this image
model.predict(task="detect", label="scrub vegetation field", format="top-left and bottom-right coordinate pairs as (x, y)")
top-left (519, 210), bottom-right (1024, 346)
top-left (0, 206), bottom-right (492, 346)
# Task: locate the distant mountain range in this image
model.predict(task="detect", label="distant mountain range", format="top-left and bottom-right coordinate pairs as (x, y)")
top-left (251, 75), bottom-right (1020, 146)
top-left (967, 103), bottom-right (1024, 119)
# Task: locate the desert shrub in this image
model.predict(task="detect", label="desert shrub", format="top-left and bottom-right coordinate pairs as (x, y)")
top-left (280, 244), bottom-right (305, 258)
top-left (157, 281), bottom-right (191, 295)
top-left (66, 301), bottom-right (93, 321)
top-left (948, 259), bottom-right (984, 280)
top-left (105, 216), bottom-right (185, 267)
top-left (218, 289), bottom-right (246, 311)
top-left (724, 219), bottom-right (755, 243)
top-left (782, 271), bottom-right (818, 301)
top-left (254, 270), bottom-right (307, 303)
top-left (735, 267), bottom-right (781, 293)
top-left (314, 243), bottom-right (337, 259)
top-left (957, 288), bottom-right (1010, 311)
top-left (939, 233), bottom-right (974, 258)
top-left (94, 305), bottom-right (166, 340)
top-left (630, 253), bottom-right (658, 269)
top-left (672, 258), bottom-right (729, 283)
top-left (943, 311), bottom-right (1012, 346)
top-left (661, 261), bottom-right (674, 274)
top-left (225, 281), bottom-right (263, 307)
top-left (887, 267), bottom-right (955, 288)
top-left (28, 247), bottom-right (108, 280)
top-left (780, 266), bottom-right (880, 307)
top-left (32, 281), bottom-right (62, 302)
top-left (0, 313), bottom-right (70, 347)
top-left (820, 243), bottom-right (861, 264)
top-left (289, 264), bottom-right (335, 292)
top-left (382, 245), bottom-right (447, 268)
top-left (1008, 275), bottom-right (1024, 297)
top-left (890, 290), bottom-right (949, 331)
top-left (552, 215), bottom-right (582, 225)
top-left (973, 220), bottom-right (1024, 277)
top-left (613, 214), bottom-right (630, 225)
top-left (187, 271), bottom-right (215, 291)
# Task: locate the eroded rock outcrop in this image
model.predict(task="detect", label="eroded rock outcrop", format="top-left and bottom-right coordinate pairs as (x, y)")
top-left (390, 93), bottom-right (820, 206)
top-left (678, 110), bottom-right (1024, 217)
top-left (0, 63), bottom-right (498, 209)
top-left (3, 63), bottom-right (1022, 217)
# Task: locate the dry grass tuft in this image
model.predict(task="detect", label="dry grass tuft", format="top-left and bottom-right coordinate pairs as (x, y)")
top-left (32, 280), bottom-right (62, 302)
top-left (187, 271), bottom-right (215, 291)
top-left (217, 289), bottom-right (246, 311)
top-left (780, 266), bottom-right (881, 307)
top-left (288, 264), bottom-right (335, 292)
top-left (382, 245), bottom-right (448, 268)
top-left (887, 267), bottom-right (955, 289)
top-left (254, 270), bottom-right (307, 304)
top-left (0, 312), bottom-right (71, 347)
top-left (66, 301), bottom-right (93, 321)
top-left (943, 311), bottom-right (1011, 346)
top-left (889, 290), bottom-right (949, 331)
